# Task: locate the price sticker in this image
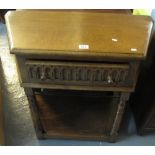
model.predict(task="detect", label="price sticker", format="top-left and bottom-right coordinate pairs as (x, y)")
top-left (79, 44), bottom-right (89, 49)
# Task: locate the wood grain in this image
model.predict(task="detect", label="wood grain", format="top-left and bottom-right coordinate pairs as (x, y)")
top-left (18, 9), bottom-right (132, 14)
top-left (5, 11), bottom-right (153, 59)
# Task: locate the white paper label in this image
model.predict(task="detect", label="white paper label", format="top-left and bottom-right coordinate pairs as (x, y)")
top-left (131, 48), bottom-right (137, 52)
top-left (112, 38), bottom-right (118, 42)
top-left (79, 44), bottom-right (89, 49)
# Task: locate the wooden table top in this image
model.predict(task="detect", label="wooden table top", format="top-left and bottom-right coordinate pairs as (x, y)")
top-left (5, 10), bottom-right (153, 60)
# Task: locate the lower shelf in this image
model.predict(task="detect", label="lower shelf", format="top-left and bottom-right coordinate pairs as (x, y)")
top-left (33, 90), bottom-right (120, 141)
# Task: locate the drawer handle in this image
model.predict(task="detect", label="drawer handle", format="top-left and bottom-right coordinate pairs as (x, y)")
top-left (40, 71), bottom-right (45, 80)
top-left (107, 75), bottom-right (113, 84)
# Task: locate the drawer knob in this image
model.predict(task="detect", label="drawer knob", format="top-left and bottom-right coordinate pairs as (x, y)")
top-left (40, 72), bottom-right (45, 80)
top-left (107, 75), bottom-right (113, 84)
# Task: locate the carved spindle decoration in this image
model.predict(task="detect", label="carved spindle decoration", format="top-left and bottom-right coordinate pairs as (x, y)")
top-left (58, 67), bottom-right (63, 80)
top-left (96, 70), bottom-right (102, 81)
top-left (93, 70), bottom-right (97, 81)
top-left (50, 67), bottom-right (54, 80)
top-left (53, 68), bottom-right (58, 80)
top-left (116, 70), bottom-right (121, 82)
top-left (45, 67), bottom-right (51, 79)
top-left (61, 68), bottom-right (65, 80)
top-left (91, 70), bottom-right (96, 81)
top-left (63, 68), bottom-right (68, 80)
top-left (71, 68), bottom-right (75, 81)
top-left (112, 70), bottom-right (117, 83)
top-left (101, 70), bottom-right (104, 81)
top-left (75, 68), bottom-right (80, 81)
top-left (86, 69), bottom-right (91, 81)
top-left (28, 65), bottom-right (34, 79)
top-left (121, 70), bottom-right (128, 82)
top-left (35, 66), bottom-right (41, 79)
top-left (27, 63), bottom-right (129, 85)
top-left (79, 69), bottom-right (83, 81)
top-left (28, 66), bottom-right (34, 78)
top-left (81, 68), bottom-right (87, 81)
top-left (102, 70), bottom-right (108, 82)
top-left (66, 68), bottom-right (71, 81)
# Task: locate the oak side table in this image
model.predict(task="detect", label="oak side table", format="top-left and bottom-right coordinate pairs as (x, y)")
top-left (5, 11), bottom-right (153, 142)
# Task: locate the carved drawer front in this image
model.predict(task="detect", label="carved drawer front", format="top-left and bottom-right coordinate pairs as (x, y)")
top-left (25, 61), bottom-right (130, 87)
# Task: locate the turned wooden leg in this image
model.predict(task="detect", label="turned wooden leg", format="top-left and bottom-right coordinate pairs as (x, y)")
top-left (109, 92), bottom-right (130, 142)
top-left (24, 88), bottom-right (45, 139)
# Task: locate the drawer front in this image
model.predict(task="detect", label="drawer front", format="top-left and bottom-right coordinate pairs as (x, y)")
top-left (25, 60), bottom-right (130, 87)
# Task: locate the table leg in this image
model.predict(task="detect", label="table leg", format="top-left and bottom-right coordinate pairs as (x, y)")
top-left (24, 88), bottom-right (45, 138)
top-left (109, 92), bottom-right (130, 142)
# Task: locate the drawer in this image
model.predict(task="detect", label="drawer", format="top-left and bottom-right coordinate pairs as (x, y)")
top-left (24, 60), bottom-right (131, 88)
